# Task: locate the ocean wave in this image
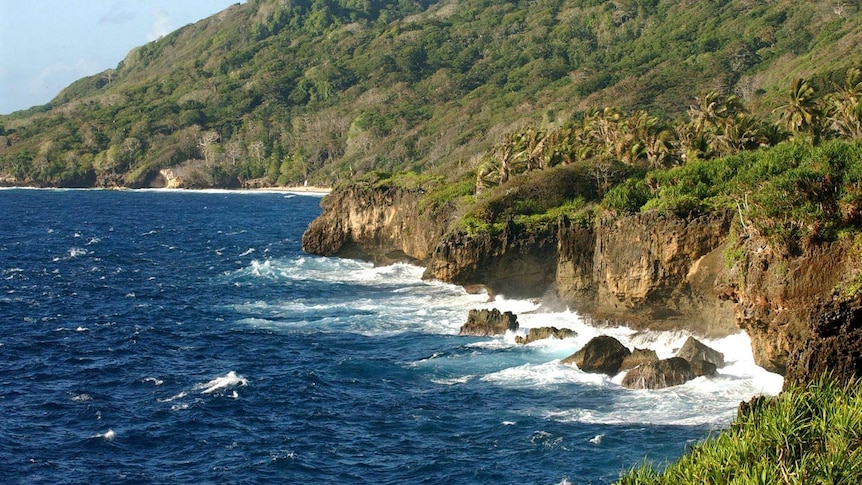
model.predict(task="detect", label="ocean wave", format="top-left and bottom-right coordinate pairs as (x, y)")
top-left (194, 371), bottom-right (248, 395)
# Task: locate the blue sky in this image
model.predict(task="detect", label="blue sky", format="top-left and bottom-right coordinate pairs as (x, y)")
top-left (0, 0), bottom-right (243, 114)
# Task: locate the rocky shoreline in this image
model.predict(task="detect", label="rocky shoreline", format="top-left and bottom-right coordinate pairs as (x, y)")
top-left (302, 183), bottom-right (862, 389)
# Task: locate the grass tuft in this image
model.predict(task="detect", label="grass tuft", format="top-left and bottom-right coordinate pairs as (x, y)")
top-left (617, 376), bottom-right (862, 484)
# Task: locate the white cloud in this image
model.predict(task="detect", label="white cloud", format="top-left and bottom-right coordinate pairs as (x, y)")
top-left (146, 8), bottom-right (174, 42)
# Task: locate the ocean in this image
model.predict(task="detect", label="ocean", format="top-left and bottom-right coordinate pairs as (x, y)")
top-left (0, 189), bottom-right (782, 484)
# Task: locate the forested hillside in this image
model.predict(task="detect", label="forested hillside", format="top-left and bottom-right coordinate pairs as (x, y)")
top-left (1, 0), bottom-right (861, 188)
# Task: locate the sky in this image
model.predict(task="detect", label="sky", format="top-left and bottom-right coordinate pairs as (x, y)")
top-left (0, 0), bottom-right (244, 115)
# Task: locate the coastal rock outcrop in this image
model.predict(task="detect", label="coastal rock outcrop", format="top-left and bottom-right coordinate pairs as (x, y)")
top-left (423, 219), bottom-right (558, 298)
top-left (515, 326), bottom-right (577, 345)
top-left (621, 357), bottom-right (695, 390)
top-left (302, 183), bottom-right (862, 385)
top-left (675, 337), bottom-right (725, 368)
top-left (459, 309), bottom-right (518, 337)
top-left (302, 182), bottom-right (452, 264)
top-left (557, 210), bottom-right (737, 337)
top-left (561, 336), bottom-right (631, 375)
top-left (720, 234), bottom-right (861, 376)
top-left (619, 348), bottom-right (659, 372)
top-left (784, 298), bottom-right (862, 389)
top-left (689, 359), bottom-right (718, 377)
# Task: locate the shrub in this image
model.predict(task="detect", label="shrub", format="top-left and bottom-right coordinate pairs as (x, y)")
top-left (603, 177), bottom-right (650, 213)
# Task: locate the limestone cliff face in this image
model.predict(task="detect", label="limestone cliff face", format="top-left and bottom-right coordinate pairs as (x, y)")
top-left (301, 183), bottom-right (451, 264)
top-left (422, 220), bottom-right (558, 298)
top-left (556, 210), bottom-right (738, 337)
top-left (720, 235), bottom-right (859, 375)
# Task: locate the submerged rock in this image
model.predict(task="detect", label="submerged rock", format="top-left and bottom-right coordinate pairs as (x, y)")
top-left (515, 326), bottom-right (577, 344)
top-left (621, 357), bottom-right (695, 389)
top-left (619, 348), bottom-right (659, 372)
top-left (561, 335), bottom-right (631, 375)
top-left (459, 308), bottom-right (519, 336)
top-left (676, 336), bottom-right (725, 367)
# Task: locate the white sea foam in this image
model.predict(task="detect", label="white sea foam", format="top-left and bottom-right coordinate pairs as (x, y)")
top-left (431, 375), bottom-right (475, 386)
top-left (481, 360), bottom-right (611, 388)
top-left (91, 429), bottom-right (115, 441)
top-left (158, 391), bottom-right (187, 403)
top-left (68, 248), bottom-right (88, 258)
top-left (194, 371), bottom-right (248, 394)
top-left (229, 255), bottom-right (781, 429)
top-left (144, 377), bottom-right (164, 386)
top-left (230, 258), bottom-right (489, 335)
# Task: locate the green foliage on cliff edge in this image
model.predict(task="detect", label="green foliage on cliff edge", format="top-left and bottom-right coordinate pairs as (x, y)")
top-left (3, 0), bottom-right (862, 188)
top-left (461, 162), bottom-right (599, 236)
top-left (622, 140), bottom-right (862, 251)
top-left (618, 376), bottom-right (862, 485)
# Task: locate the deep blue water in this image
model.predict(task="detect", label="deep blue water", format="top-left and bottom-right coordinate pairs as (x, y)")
top-left (0, 189), bottom-right (781, 484)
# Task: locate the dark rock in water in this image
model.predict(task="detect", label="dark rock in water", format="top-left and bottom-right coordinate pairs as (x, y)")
top-left (689, 359), bottom-right (718, 377)
top-left (561, 336), bottom-right (631, 375)
top-left (515, 326), bottom-right (577, 344)
top-left (621, 357), bottom-right (695, 389)
top-left (619, 348), bottom-right (659, 372)
top-left (459, 308), bottom-right (518, 336)
top-left (676, 336), bottom-right (725, 368)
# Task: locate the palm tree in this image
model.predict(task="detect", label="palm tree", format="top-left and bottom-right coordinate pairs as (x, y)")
top-left (518, 126), bottom-right (548, 172)
top-left (493, 134), bottom-right (517, 185)
top-left (827, 68), bottom-right (862, 140)
top-left (475, 156), bottom-right (498, 194)
top-left (777, 78), bottom-right (822, 143)
top-left (715, 113), bottom-right (765, 156)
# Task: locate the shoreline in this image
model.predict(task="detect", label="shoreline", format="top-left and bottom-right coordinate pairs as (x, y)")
top-left (0, 185), bottom-right (333, 196)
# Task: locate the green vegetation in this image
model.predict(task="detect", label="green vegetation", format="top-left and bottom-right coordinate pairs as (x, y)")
top-left (459, 74), bottom-right (862, 252)
top-left (618, 377), bottom-right (862, 485)
top-left (2, 0), bottom-right (862, 188)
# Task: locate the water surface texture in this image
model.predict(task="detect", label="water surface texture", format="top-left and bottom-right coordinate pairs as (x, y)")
top-left (0, 189), bottom-right (781, 484)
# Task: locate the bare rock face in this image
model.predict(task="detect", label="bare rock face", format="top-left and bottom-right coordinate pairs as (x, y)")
top-left (557, 210), bottom-right (737, 338)
top-left (785, 298), bottom-right (862, 389)
top-left (515, 327), bottom-right (577, 345)
top-left (689, 359), bottom-right (718, 377)
top-left (675, 336), bottom-right (725, 368)
top-left (721, 236), bottom-right (859, 376)
top-left (561, 336), bottom-right (631, 375)
top-left (423, 219), bottom-right (558, 299)
top-left (459, 309), bottom-right (519, 337)
top-left (619, 348), bottom-right (659, 372)
top-left (621, 357), bottom-right (695, 389)
top-left (302, 182), bottom-right (451, 264)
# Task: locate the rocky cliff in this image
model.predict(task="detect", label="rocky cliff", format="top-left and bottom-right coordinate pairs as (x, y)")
top-left (720, 234), bottom-right (861, 376)
top-left (303, 184), bottom-right (862, 385)
top-left (422, 219), bottom-right (558, 298)
top-left (302, 182), bottom-right (453, 264)
top-left (556, 210), bottom-right (738, 338)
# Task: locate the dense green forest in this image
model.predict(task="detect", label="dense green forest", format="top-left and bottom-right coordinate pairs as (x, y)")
top-left (1, 0), bottom-right (861, 188)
